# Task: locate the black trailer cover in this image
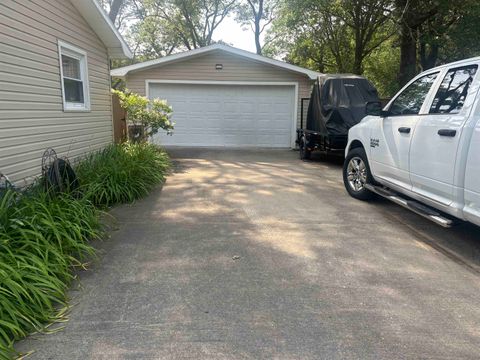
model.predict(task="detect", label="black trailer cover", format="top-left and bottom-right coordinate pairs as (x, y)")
top-left (306, 74), bottom-right (379, 136)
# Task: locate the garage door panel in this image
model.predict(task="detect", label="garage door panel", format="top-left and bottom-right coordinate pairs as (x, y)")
top-left (239, 102), bottom-right (255, 114)
top-left (224, 102), bottom-right (239, 113)
top-left (206, 103), bottom-right (222, 113)
top-left (258, 103), bottom-right (272, 113)
top-left (274, 103), bottom-right (291, 114)
top-left (149, 83), bottom-right (294, 147)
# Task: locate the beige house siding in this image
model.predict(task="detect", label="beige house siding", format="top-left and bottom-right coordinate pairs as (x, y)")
top-left (0, 0), bottom-right (113, 186)
top-left (125, 51), bottom-right (314, 129)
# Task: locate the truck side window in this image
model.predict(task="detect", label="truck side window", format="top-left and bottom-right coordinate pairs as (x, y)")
top-left (389, 73), bottom-right (438, 116)
top-left (429, 65), bottom-right (478, 114)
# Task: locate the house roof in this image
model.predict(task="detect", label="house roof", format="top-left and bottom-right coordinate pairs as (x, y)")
top-left (110, 44), bottom-right (321, 79)
top-left (72, 0), bottom-right (132, 59)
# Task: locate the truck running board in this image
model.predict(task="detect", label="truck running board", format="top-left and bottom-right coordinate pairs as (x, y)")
top-left (364, 184), bottom-right (456, 228)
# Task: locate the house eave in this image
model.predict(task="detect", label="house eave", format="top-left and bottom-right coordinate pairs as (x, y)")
top-left (72, 0), bottom-right (132, 59)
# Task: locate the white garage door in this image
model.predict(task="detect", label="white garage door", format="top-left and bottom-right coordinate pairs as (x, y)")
top-left (148, 83), bottom-right (295, 147)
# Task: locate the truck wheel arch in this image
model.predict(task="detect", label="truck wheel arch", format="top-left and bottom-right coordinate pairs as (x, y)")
top-left (348, 140), bottom-right (365, 153)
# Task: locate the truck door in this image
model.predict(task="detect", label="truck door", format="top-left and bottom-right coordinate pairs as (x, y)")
top-left (370, 72), bottom-right (439, 190)
top-left (464, 115), bottom-right (480, 226)
top-left (410, 65), bottom-right (478, 206)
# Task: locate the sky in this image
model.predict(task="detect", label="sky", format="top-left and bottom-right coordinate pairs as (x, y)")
top-left (213, 15), bottom-right (265, 53)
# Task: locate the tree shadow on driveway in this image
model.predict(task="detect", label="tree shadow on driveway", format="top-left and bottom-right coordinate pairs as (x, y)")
top-left (16, 147), bottom-right (480, 360)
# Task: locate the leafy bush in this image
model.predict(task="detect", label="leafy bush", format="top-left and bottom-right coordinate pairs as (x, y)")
top-left (113, 89), bottom-right (174, 141)
top-left (0, 190), bottom-right (101, 359)
top-left (76, 142), bottom-right (171, 207)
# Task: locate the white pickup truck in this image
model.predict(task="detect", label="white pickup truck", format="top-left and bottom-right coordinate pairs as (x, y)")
top-left (343, 57), bottom-right (480, 227)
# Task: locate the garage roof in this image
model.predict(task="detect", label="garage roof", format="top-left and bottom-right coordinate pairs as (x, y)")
top-left (111, 44), bottom-right (321, 79)
top-left (72, 0), bottom-right (132, 59)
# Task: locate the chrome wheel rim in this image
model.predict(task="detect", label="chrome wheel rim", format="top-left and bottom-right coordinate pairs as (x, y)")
top-left (347, 157), bottom-right (367, 192)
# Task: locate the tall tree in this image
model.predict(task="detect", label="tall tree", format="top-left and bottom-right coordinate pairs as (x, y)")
top-left (109, 0), bottom-right (125, 23)
top-left (100, 0), bottom-right (132, 30)
top-left (418, 0), bottom-right (480, 69)
top-left (340, 0), bottom-right (394, 74)
top-left (138, 0), bottom-right (236, 50)
top-left (394, 0), bottom-right (443, 85)
top-left (235, 0), bottom-right (277, 55)
top-left (266, 0), bottom-right (394, 75)
top-left (394, 0), bottom-right (479, 85)
top-left (102, 0), bottom-right (236, 62)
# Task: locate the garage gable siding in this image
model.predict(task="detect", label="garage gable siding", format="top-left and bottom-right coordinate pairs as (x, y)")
top-left (125, 51), bottom-right (314, 129)
top-left (0, 0), bottom-right (113, 186)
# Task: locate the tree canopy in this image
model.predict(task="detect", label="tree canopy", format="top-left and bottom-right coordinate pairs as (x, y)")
top-left (103, 0), bottom-right (480, 97)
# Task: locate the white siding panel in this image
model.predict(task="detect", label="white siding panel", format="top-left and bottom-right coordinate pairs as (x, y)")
top-left (0, 110), bottom-right (112, 121)
top-left (0, 2), bottom-right (110, 62)
top-left (0, 0), bottom-right (113, 186)
top-left (3, 138), bottom-right (111, 187)
top-left (2, 133), bottom-right (112, 170)
top-left (0, 91), bottom-right (60, 103)
top-left (0, 122), bottom-right (112, 139)
top-left (1, 82), bottom-right (62, 97)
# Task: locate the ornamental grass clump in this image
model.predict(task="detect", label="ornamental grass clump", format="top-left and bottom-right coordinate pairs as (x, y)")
top-left (76, 142), bottom-right (171, 207)
top-left (0, 189), bottom-right (101, 359)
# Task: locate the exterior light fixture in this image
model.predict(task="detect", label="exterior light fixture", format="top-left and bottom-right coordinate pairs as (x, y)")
top-left (215, 64), bottom-right (223, 70)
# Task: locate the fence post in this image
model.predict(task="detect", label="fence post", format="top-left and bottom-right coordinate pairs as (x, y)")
top-left (112, 93), bottom-right (127, 143)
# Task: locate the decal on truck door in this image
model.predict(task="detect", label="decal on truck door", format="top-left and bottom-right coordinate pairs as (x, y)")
top-left (370, 138), bottom-right (380, 148)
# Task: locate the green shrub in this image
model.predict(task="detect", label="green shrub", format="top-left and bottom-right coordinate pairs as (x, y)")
top-left (112, 89), bottom-right (174, 142)
top-left (76, 142), bottom-right (171, 207)
top-left (0, 190), bottom-right (101, 359)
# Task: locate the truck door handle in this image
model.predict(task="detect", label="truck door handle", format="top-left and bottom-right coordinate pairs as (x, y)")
top-left (438, 129), bottom-right (457, 137)
top-left (398, 127), bottom-right (411, 134)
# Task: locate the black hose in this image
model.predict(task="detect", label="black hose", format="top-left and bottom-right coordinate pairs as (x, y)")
top-left (45, 159), bottom-right (79, 194)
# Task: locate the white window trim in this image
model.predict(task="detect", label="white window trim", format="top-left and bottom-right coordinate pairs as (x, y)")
top-left (58, 40), bottom-right (90, 112)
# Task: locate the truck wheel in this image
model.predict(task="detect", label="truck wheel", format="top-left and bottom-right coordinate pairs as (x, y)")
top-left (343, 148), bottom-right (374, 200)
top-left (299, 137), bottom-right (311, 160)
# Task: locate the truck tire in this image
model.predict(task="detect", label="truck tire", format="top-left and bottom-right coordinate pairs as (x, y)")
top-left (343, 147), bottom-right (374, 200)
top-left (299, 137), bottom-right (312, 160)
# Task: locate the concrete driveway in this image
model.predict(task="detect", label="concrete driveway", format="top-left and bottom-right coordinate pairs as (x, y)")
top-left (17, 148), bottom-right (480, 359)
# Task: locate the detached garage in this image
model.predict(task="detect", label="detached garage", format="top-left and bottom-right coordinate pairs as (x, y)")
top-left (111, 44), bottom-right (320, 148)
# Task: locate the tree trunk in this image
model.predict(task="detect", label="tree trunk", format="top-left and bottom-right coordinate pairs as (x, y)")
top-left (396, 0), bottom-right (441, 86)
top-left (254, 20), bottom-right (262, 55)
top-left (352, 55), bottom-right (363, 75)
top-left (420, 40), bottom-right (439, 70)
top-left (353, 34), bottom-right (363, 75)
top-left (398, 22), bottom-right (417, 86)
top-left (252, 0), bottom-right (263, 55)
top-left (109, 0), bottom-right (124, 24)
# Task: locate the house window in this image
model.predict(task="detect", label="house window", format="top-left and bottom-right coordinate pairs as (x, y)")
top-left (58, 41), bottom-right (90, 111)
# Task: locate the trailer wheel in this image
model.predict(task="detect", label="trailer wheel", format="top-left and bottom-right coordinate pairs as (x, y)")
top-left (343, 148), bottom-right (374, 200)
top-left (299, 137), bottom-right (311, 160)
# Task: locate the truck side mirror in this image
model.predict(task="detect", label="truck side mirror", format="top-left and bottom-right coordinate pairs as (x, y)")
top-left (365, 101), bottom-right (383, 116)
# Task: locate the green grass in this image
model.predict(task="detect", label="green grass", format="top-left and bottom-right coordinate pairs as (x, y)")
top-left (0, 142), bottom-right (170, 359)
top-left (76, 142), bottom-right (171, 207)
